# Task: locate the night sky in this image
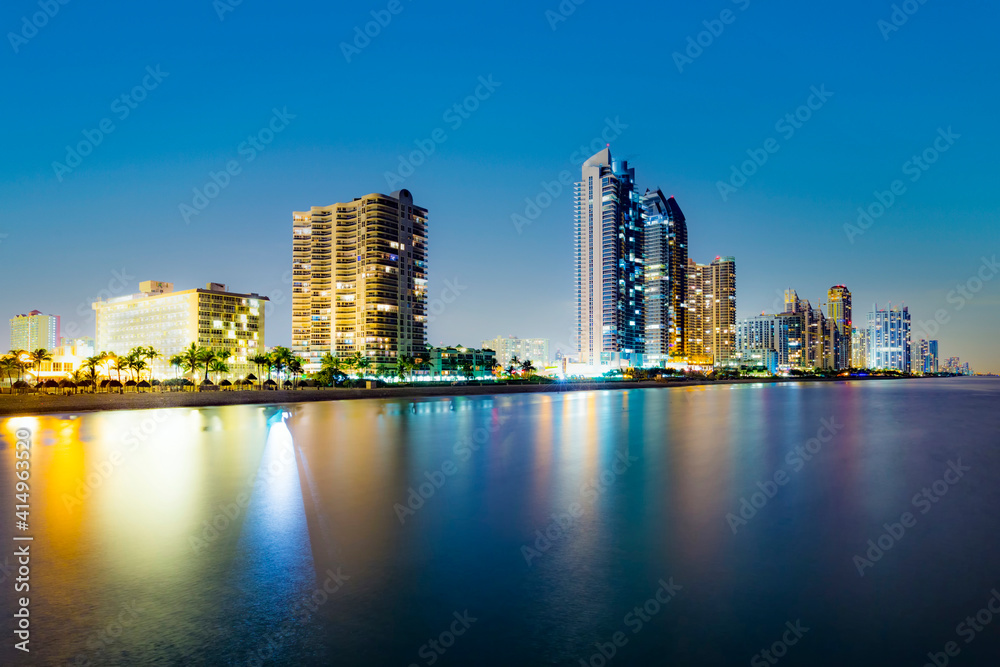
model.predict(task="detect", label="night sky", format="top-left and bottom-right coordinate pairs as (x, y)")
top-left (2, 0), bottom-right (997, 370)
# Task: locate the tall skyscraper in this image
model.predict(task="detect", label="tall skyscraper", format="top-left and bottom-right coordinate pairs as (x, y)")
top-left (851, 326), bottom-right (868, 368)
top-left (782, 289), bottom-right (836, 369)
top-left (685, 257), bottom-right (737, 366)
top-left (642, 190), bottom-right (688, 366)
top-left (10, 310), bottom-right (60, 352)
top-left (93, 281), bottom-right (267, 378)
top-left (827, 285), bottom-right (852, 370)
top-left (926, 340), bottom-right (939, 373)
top-left (867, 304), bottom-right (911, 371)
top-left (293, 190), bottom-right (428, 373)
top-left (575, 148), bottom-right (644, 367)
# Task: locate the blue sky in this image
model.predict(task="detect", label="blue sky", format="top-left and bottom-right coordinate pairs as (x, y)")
top-left (1, 0), bottom-right (998, 370)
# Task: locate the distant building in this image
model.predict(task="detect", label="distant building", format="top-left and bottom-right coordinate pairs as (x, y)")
top-left (827, 285), bottom-right (852, 370)
top-left (10, 310), bottom-right (60, 352)
top-left (736, 315), bottom-right (784, 373)
top-left (783, 289), bottom-right (836, 369)
top-left (481, 336), bottom-right (549, 367)
top-left (428, 346), bottom-right (496, 379)
top-left (851, 327), bottom-right (868, 368)
top-left (926, 340), bottom-right (939, 373)
top-left (867, 304), bottom-right (911, 371)
top-left (685, 256), bottom-right (737, 366)
top-left (93, 280), bottom-right (267, 378)
top-left (292, 190), bottom-right (428, 374)
top-left (642, 190), bottom-right (688, 366)
top-left (575, 148), bottom-right (644, 368)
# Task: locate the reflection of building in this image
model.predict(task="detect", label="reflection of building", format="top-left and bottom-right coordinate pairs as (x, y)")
top-left (293, 190), bottom-right (428, 373)
top-left (480, 336), bottom-right (549, 367)
top-left (685, 256), bottom-right (736, 366)
top-left (428, 346), bottom-right (496, 379)
top-left (867, 304), bottom-right (910, 371)
top-left (575, 148), bottom-right (644, 368)
top-left (10, 310), bottom-right (60, 351)
top-left (642, 190), bottom-right (688, 365)
top-left (93, 280), bottom-right (267, 378)
top-left (827, 285), bottom-right (852, 370)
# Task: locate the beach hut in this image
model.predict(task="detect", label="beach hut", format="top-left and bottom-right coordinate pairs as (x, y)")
top-left (220, 379), bottom-right (233, 391)
top-left (263, 379), bottom-right (278, 390)
top-left (137, 380), bottom-right (152, 393)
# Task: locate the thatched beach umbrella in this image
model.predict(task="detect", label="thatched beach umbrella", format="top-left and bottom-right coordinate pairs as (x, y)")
top-left (137, 380), bottom-right (151, 392)
top-left (220, 379), bottom-right (233, 390)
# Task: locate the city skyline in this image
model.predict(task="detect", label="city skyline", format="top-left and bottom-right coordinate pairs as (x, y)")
top-left (1, 2), bottom-right (998, 371)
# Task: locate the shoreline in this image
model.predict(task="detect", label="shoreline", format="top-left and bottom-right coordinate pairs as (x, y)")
top-left (0, 375), bottom-right (931, 417)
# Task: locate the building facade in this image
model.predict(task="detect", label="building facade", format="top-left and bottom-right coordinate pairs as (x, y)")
top-left (686, 257), bottom-right (737, 366)
top-left (428, 346), bottom-right (497, 379)
top-left (10, 310), bottom-right (60, 352)
top-left (827, 285), bottom-right (852, 370)
top-left (642, 190), bottom-right (688, 366)
top-left (481, 336), bottom-right (549, 367)
top-left (867, 304), bottom-right (911, 371)
top-left (293, 190), bottom-right (428, 373)
top-left (93, 281), bottom-right (267, 378)
top-left (575, 148), bottom-right (644, 368)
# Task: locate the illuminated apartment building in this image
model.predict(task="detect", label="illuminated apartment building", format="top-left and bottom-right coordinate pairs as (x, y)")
top-left (575, 148), bottom-right (644, 368)
top-left (685, 256), bottom-right (737, 366)
top-left (10, 310), bottom-right (60, 351)
top-left (827, 285), bottom-right (852, 370)
top-left (93, 280), bottom-right (267, 378)
top-left (642, 190), bottom-right (688, 366)
top-left (292, 190), bottom-right (428, 373)
top-left (867, 303), bottom-right (911, 371)
top-left (481, 336), bottom-right (550, 367)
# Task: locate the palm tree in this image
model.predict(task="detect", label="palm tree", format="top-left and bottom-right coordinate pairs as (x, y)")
top-left (169, 354), bottom-right (184, 379)
top-left (180, 343), bottom-right (202, 383)
top-left (196, 347), bottom-right (218, 384)
top-left (208, 359), bottom-right (229, 384)
top-left (140, 346), bottom-right (161, 382)
top-left (520, 359), bottom-right (536, 377)
top-left (269, 347), bottom-right (293, 384)
top-left (0, 355), bottom-right (19, 393)
top-left (350, 351), bottom-right (370, 378)
top-left (28, 348), bottom-right (53, 386)
top-left (396, 354), bottom-right (415, 382)
top-left (81, 356), bottom-right (103, 393)
top-left (461, 362), bottom-right (476, 381)
top-left (129, 358), bottom-right (148, 383)
top-left (507, 355), bottom-right (521, 377)
top-left (7, 350), bottom-right (28, 383)
top-left (287, 357), bottom-right (303, 389)
top-left (250, 353), bottom-right (270, 389)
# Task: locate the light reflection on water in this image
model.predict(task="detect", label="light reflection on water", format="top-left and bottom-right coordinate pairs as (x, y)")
top-left (1, 379), bottom-right (1000, 665)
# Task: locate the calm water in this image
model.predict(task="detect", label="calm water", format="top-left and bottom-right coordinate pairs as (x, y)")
top-left (2, 378), bottom-right (1000, 666)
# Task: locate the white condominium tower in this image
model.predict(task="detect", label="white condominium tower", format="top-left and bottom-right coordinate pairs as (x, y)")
top-left (574, 148), bottom-right (644, 368)
top-left (292, 189), bottom-right (428, 373)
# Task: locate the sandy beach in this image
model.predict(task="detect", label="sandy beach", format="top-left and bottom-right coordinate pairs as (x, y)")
top-left (0, 375), bottom-right (913, 417)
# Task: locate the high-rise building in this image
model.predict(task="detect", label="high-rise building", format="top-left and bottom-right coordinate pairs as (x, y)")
top-left (575, 148), bottom-right (644, 368)
top-left (481, 336), bottom-right (549, 367)
top-left (867, 304), bottom-right (911, 371)
top-left (782, 289), bottom-right (836, 369)
top-left (685, 256), bottom-right (737, 366)
top-left (10, 310), bottom-right (60, 352)
top-left (93, 280), bottom-right (267, 378)
top-left (293, 190), bottom-right (428, 373)
top-left (851, 326), bottom-right (868, 368)
top-left (642, 190), bottom-right (688, 366)
top-left (827, 285), bottom-right (852, 370)
top-left (926, 340), bottom-right (939, 373)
